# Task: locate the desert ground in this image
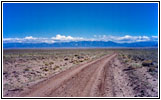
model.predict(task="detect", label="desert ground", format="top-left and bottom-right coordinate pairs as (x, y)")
top-left (3, 48), bottom-right (158, 97)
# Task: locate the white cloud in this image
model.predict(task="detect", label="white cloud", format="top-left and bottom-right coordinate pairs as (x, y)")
top-left (151, 36), bottom-right (158, 41)
top-left (152, 36), bottom-right (158, 38)
top-left (115, 35), bottom-right (150, 42)
top-left (118, 35), bottom-right (132, 40)
top-left (92, 35), bottom-right (153, 43)
top-left (24, 36), bottom-right (37, 40)
top-left (3, 38), bottom-right (12, 41)
top-left (51, 34), bottom-right (85, 42)
top-left (3, 34), bottom-right (158, 43)
top-left (51, 34), bottom-right (74, 40)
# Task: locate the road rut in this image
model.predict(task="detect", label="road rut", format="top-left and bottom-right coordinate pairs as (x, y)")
top-left (19, 53), bottom-right (117, 97)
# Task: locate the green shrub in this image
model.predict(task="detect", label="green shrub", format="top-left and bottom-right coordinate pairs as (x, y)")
top-left (142, 60), bottom-right (153, 66)
top-left (45, 63), bottom-right (49, 66)
top-left (49, 62), bottom-right (54, 65)
top-left (131, 62), bottom-right (142, 68)
top-left (43, 68), bottom-right (49, 71)
top-left (24, 68), bottom-right (30, 71)
top-left (53, 66), bottom-right (59, 70)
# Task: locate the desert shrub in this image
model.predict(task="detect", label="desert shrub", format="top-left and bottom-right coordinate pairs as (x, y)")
top-left (74, 54), bottom-right (78, 57)
top-left (148, 67), bottom-right (158, 76)
top-left (43, 68), bottom-right (49, 71)
top-left (148, 67), bottom-right (157, 72)
top-left (45, 63), bottom-right (49, 66)
top-left (84, 58), bottom-right (89, 61)
top-left (64, 58), bottom-right (69, 61)
top-left (124, 59), bottom-right (129, 63)
top-left (78, 59), bottom-right (84, 62)
top-left (131, 62), bottom-right (142, 68)
top-left (77, 56), bottom-right (84, 59)
top-left (24, 68), bottom-right (30, 71)
top-left (53, 66), bottom-right (59, 70)
top-left (49, 62), bottom-right (54, 65)
top-left (127, 55), bottom-right (132, 59)
top-left (142, 60), bottom-right (153, 66)
top-left (41, 57), bottom-right (45, 59)
top-left (73, 60), bottom-right (79, 64)
top-left (123, 62), bottom-right (142, 71)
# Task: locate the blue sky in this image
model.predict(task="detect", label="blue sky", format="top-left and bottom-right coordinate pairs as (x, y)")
top-left (3, 3), bottom-right (158, 43)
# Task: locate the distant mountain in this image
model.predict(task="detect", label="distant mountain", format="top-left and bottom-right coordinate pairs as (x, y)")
top-left (3, 41), bottom-right (158, 48)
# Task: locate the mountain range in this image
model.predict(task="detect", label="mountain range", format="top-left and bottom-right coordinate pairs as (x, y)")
top-left (3, 41), bottom-right (158, 48)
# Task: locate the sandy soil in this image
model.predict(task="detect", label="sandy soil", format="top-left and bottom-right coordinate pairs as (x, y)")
top-left (3, 50), bottom-right (158, 97)
top-left (3, 49), bottom-right (112, 97)
top-left (15, 53), bottom-right (116, 97)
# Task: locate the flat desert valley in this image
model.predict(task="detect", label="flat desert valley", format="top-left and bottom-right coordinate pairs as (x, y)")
top-left (3, 48), bottom-right (158, 97)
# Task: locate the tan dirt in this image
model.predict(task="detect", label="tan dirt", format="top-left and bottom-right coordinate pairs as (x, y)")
top-left (17, 53), bottom-right (118, 97)
top-left (7, 52), bottom-right (157, 97)
top-left (17, 53), bottom-right (135, 97)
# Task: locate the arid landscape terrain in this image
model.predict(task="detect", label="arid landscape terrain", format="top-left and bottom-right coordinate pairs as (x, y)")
top-left (3, 48), bottom-right (158, 97)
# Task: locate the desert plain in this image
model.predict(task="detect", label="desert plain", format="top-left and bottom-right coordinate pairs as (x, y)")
top-left (3, 48), bottom-right (158, 97)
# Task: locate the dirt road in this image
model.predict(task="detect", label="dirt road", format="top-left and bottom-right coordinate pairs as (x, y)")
top-left (4, 49), bottom-right (158, 97)
top-left (15, 52), bottom-right (157, 97)
top-left (16, 53), bottom-right (118, 97)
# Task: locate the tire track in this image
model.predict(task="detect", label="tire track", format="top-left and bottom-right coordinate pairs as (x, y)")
top-left (18, 53), bottom-right (117, 97)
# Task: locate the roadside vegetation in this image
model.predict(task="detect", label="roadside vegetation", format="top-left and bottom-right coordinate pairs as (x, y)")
top-left (117, 48), bottom-right (158, 97)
